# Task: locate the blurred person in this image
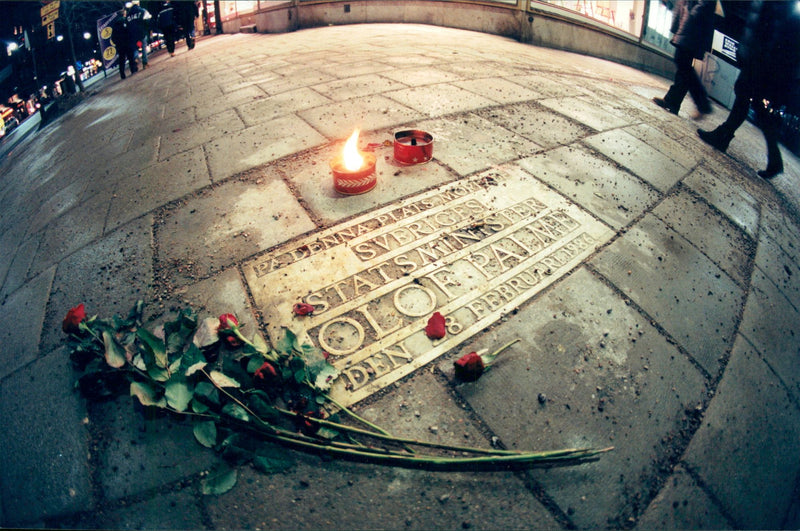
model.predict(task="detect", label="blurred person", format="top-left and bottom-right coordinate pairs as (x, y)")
top-left (126, 0), bottom-right (152, 69)
top-left (157, 0), bottom-right (178, 56)
top-left (178, 1), bottom-right (200, 50)
top-left (697, 0), bottom-right (800, 179)
top-left (652, 0), bottom-right (715, 117)
top-left (112, 6), bottom-right (138, 79)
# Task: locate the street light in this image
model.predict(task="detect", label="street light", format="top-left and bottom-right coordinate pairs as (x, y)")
top-left (83, 32), bottom-right (91, 40)
top-left (56, 35), bottom-right (64, 42)
top-left (6, 41), bottom-right (19, 55)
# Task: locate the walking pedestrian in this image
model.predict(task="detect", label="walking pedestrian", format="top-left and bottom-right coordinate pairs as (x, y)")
top-left (652, 0), bottom-right (716, 118)
top-left (177, 1), bottom-right (200, 50)
top-left (126, 1), bottom-right (152, 69)
top-left (112, 7), bottom-right (138, 79)
top-left (697, 0), bottom-right (800, 179)
top-left (157, 1), bottom-right (178, 56)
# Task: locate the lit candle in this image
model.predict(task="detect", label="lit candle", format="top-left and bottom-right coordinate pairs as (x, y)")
top-left (331, 129), bottom-right (377, 195)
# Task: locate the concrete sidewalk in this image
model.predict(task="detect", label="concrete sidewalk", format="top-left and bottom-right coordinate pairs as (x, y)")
top-left (0, 24), bottom-right (799, 529)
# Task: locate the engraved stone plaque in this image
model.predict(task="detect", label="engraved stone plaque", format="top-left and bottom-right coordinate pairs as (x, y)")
top-left (243, 164), bottom-right (614, 407)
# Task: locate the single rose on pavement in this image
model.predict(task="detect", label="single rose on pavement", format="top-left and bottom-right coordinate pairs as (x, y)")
top-left (63, 303), bottom-right (87, 334)
top-left (453, 339), bottom-right (520, 382)
top-left (425, 312), bottom-right (446, 339)
top-left (293, 303), bottom-right (315, 316)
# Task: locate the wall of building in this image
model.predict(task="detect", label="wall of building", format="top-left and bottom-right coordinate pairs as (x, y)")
top-left (221, 1), bottom-right (675, 79)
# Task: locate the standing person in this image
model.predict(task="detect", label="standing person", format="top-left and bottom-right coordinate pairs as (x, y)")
top-left (157, 0), bottom-right (178, 57)
top-left (697, 0), bottom-right (800, 179)
top-left (112, 7), bottom-right (138, 79)
top-left (126, 1), bottom-right (152, 69)
top-left (652, 0), bottom-right (716, 117)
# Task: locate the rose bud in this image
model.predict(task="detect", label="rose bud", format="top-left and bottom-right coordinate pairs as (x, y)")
top-left (63, 303), bottom-right (87, 334)
top-left (425, 312), bottom-right (446, 339)
top-left (254, 361), bottom-right (278, 380)
top-left (218, 313), bottom-right (242, 348)
top-left (453, 351), bottom-right (484, 382)
top-left (293, 303), bottom-right (315, 316)
top-left (218, 313), bottom-right (239, 330)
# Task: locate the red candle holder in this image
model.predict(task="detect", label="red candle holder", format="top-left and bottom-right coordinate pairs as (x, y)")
top-left (331, 152), bottom-right (377, 195)
top-left (394, 130), bottom-right (434, 165)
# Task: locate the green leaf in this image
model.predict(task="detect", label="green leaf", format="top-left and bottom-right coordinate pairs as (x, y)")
top-left (194, 382), bottom-right (220, 406)
top-left (209, 370), bottom-right (240, 388)
top-left (276, 327), bottom-right (296, 355)
top-left (191, 397), bottom-right (210, 414)
top-left (311, 362), bottom-right (340, 392)
top-left (186, 361), bottom-right (207, 377)
top-left (246, 357), bottom-right (263, 375)
top-left (252, 454), bottom-right (294, 475)
top-left (137, 328), bottom-right (168, 368)
top-left (130, 381), bottom-right (166, 408)
top-left (193, 421), bottom-right (217, 448)
top-left (201, 466), bottom-right (237, 495)
top-left (165, 380), bottom-right (193, 412)
top-left (221, 402), bottom-right (250, 422)
top-left (251, 333), bottom-right (268, 355)
top-left (293, 368), bottom-right (307, 384)
top-left (147, 365), bottom-right (170, 382)
top-left (102, 331), bottom-right (126, 368)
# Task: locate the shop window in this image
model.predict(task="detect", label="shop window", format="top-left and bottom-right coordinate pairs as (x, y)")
top-left (538, 1), bottom-right (645, 35)
top-left (642, 0), bottom-right (674, 51)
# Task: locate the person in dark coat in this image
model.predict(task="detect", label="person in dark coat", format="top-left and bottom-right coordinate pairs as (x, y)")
top-left (112, 7), bottom-right (138, 79)
top-left (698, 0), bottom-right (800, 178)
top-left (157, 0), bottom-right (178, 56)
top-left (126, 1), bottom-right (151, 69)
top-left (652, 0), bottom-right (716, 117)
top-left (177, 1), bottom-right (200, 50)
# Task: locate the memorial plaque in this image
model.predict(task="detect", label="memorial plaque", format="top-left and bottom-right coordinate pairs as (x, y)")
top-left (244, 164), bottom-right (614, 407)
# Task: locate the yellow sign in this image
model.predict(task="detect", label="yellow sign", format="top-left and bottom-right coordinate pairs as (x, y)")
top-left (46, 22), bottom-right (55, 40)
top-left (40, 1), bottom-right (60, 17)
top-left (101, 26), bottom-right (113, 40)
top-left (103, 46), bottom-right (117, 61)
top-left (42, 10), bottom-right (59, 26)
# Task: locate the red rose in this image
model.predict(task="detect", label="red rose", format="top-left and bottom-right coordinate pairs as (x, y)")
top-left (219, 313), bottom-right (239, 330)
top-left (63, 304), bottom-right (87, 334)
top-left (454, 351), bottom-right (485, 382)
top-left (425, 312), bottom-right (446, 339)
top-left (293, 303), bottom-right (315, 316)
top-left (254, 361), bottom-right (278, 381)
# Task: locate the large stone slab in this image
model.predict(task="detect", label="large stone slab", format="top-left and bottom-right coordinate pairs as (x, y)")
top-left (0, 347), bottom-right (92, 526)
top-left (539, 96), bottom-right (631, 131)
top-left (156, 176), bottom-right (316, 285)
top-left (683, 335), bottom-right (800, 529)
top-left (517, 145), bottom-right (660, 229)
top-left (243, 165), bottom-right (613, 408)
top-left (386, 83), bottom-right (497, 117)
top-left (440, 267), bottom-right (707, 529)
top-left (653, 187), bottom-right (754, 288)
top-left (236, 87), bottom-right (334, 128)
top-left (590, 214), bottom-right (744, 378)
top-left (476, 102), bottom-right (590, 149)
top-left (297, 94), bottom-right (424, 140)
top-left (583, 129), bottom-right (690, 193)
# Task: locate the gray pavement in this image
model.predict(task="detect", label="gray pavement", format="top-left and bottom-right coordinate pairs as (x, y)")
top-left (1, 24), bottom-right (799, 529)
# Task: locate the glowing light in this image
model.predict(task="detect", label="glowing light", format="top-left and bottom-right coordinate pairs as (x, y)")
top-left (342, 129), bottom-right (364, 171)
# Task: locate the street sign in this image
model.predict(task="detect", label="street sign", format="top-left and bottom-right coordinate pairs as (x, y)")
top-left (46, 22), bottom-right (55, 40)
top-left (41, 1), bottom-right (60, 26)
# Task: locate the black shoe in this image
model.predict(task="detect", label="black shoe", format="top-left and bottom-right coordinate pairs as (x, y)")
top-left (697, 128), bottom-right (732, 152)
top-left (758, 162), bottom-right (784, 179)
top-left (653, 97), bottom-right (679, 115)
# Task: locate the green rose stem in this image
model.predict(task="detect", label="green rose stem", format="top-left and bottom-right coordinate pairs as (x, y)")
top-left (484, 338), bottom-right (521, 365)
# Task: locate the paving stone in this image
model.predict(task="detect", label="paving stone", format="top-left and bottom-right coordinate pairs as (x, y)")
top-left (517, 145), bottom-right (660, 229)
top-left (624, 123), bottom-right (703, 167)
top-left (195, 84), bottom-right (268, 120)
top-left (760, 208), bottom-right (800, 265)
top-left (476, 102), bottom-right (590, 149)
top-left (739, 268), bottom-right (800, 401)
top-left (279, 131), bottom-right (454, 225)
top-left (107, 147), bottom-right (211, 232)
top-left (0, 232), bottom-right (40, 299)
top-left (414, 113), bottom-right (543, 176)
top-left (683, 335), bottom-right (800, 529)
top-left (39, 216), bottom-right (155, 355)
top-left (91, 395), bottom-right (218, 501)
top-left (386, 83), bottom-right (498, 117)
top-left (635, 465), bottom-right (731, 530)
top-left (206, 114), bottom-right (328, 182)
top-left (683, 163), bottom-right (761, 240)
top-left (297, 94), bottom-right (424, 140)
top-left (236, 87), bottom-right (334, 128)
top-left (205, 454), bottom-right (558, 530)
top-left (159, 108), bottom-right (246, 160)
top-left (505, 73), bottom-right (590, 98)
top-left (0, 347), bottom-right (92, 526)
top-left (454, 77), bottom-right (544, 104)
top-left (583, 129), bottom-right (690, 192)
top-left (0, 266), bottom-right (55, 379)
top-left (30, 193), bottom-right (109, 278)
top-left (653, 187), bottom-right (753, 288)
top-left (540, 96), bottom-right (632, 131)
top-left (156, 177), bottom-right (316, 285)
top-left (64, 487), bottom-right (204, 530)
top-left (754, 228), bottom-right (800, 306)
top-left (590, 214), bottom-right (744, 377)
top-left (441, 267), bottom-right (707, 529)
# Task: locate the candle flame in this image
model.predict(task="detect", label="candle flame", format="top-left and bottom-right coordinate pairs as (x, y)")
top-left (343, 129), bottom-right (364, 171)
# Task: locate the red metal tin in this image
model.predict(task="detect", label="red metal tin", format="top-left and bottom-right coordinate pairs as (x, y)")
top-left (394, 130), bottom-right (433, 164)
top-left (330, 152), bottom-right (377, 195)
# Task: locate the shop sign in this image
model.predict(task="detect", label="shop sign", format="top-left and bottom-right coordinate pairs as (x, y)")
top-left (244, 166), bottom-right (613, 408)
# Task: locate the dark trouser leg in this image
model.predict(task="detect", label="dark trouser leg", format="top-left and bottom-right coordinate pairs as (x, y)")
top-left (755, 102), bottom-right (783, 175)
top-left (165, 29), bottom-right (176, 54)
top-left (663, 48), bottom-right (693, 109)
